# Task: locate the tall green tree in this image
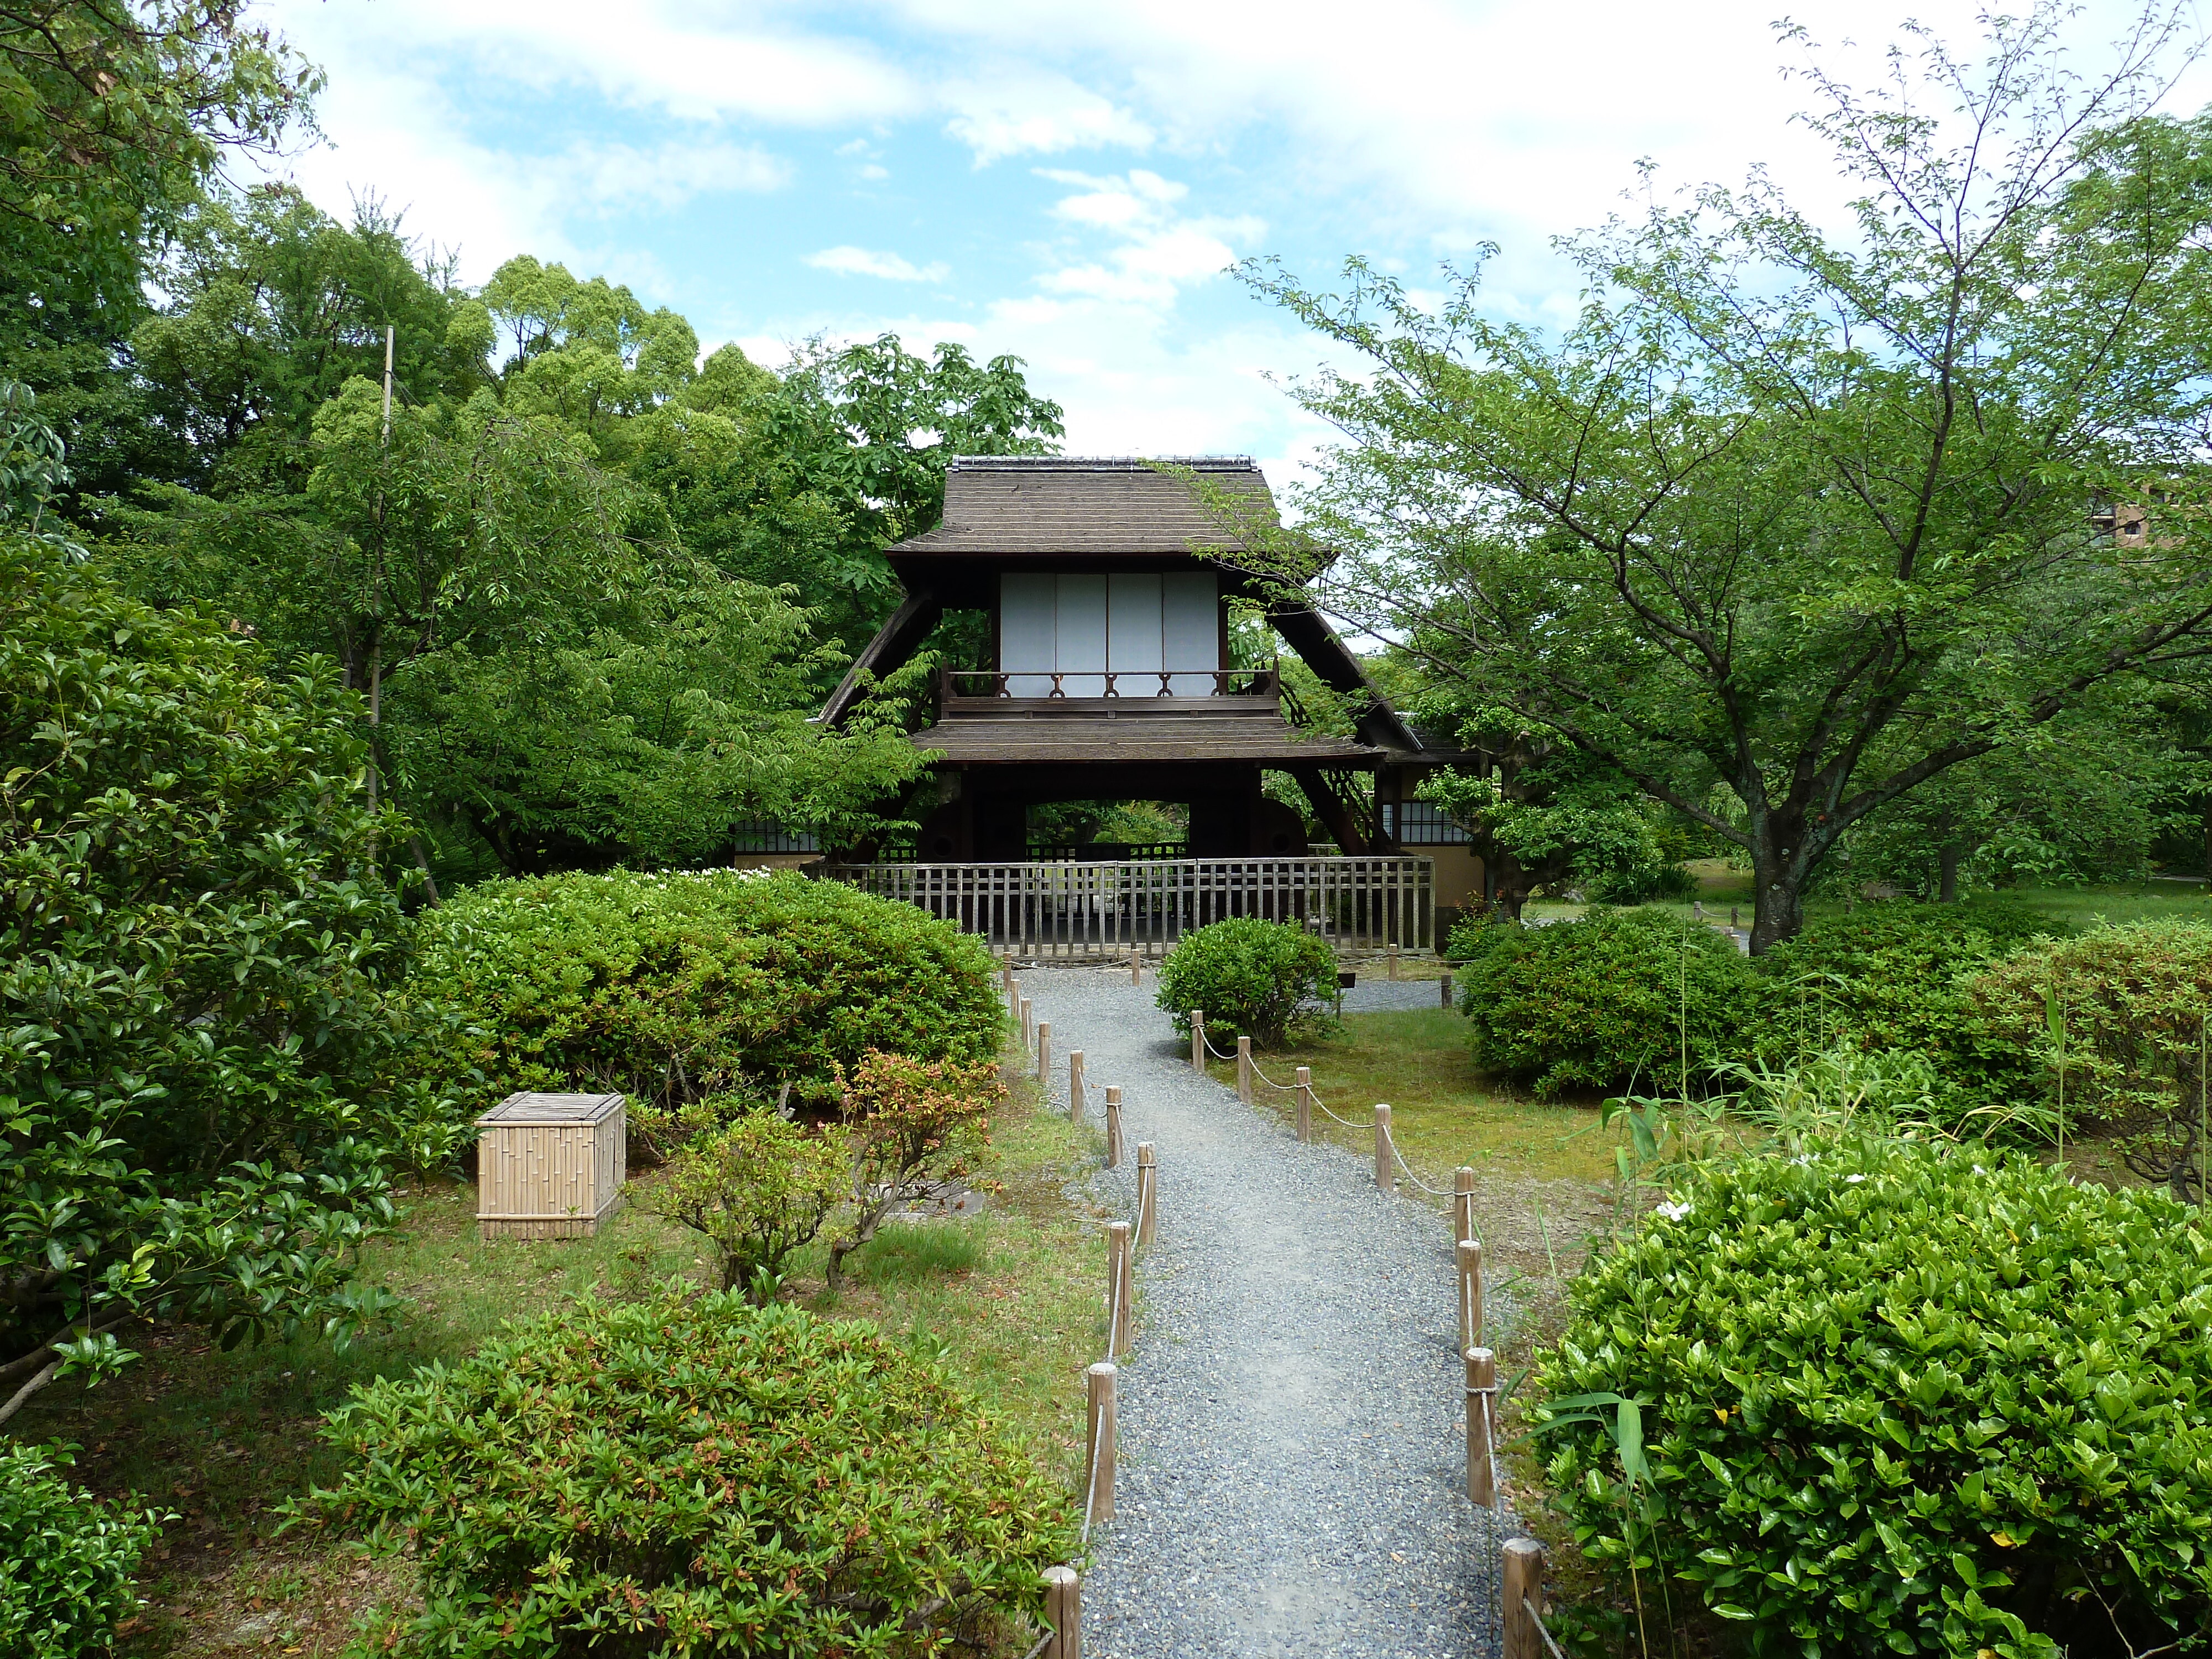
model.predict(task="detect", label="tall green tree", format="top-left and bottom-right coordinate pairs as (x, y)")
top-left (2, 3), bottom-right (319, 499)
top-left (128, 184), bottom-right (489, 495)
top-left (1244, 3), bottom-right (2212, 950)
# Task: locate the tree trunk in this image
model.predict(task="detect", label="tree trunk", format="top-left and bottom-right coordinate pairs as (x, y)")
top-left (1938, 843), bottom-right (1961, 904)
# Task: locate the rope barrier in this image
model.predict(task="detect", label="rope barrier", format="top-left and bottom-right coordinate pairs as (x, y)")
top-left (1525, 1595), bottom-right (1569, 1659)
top-left (1080, 1233), bottom-right (1126, 1547)
top-left (1468, 1378), bottom-right (1504, 1513)
top-left (1201, 1029), bottom-right (1239, 1062)
top-left (1021, 1629), bottom-right (1055, 1659)
top-left (1391, 1136), bottom-right (1454, 1198)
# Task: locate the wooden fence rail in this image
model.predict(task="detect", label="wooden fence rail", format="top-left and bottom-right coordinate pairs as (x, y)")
top-left (823, 855), bottom-right (1434, 961)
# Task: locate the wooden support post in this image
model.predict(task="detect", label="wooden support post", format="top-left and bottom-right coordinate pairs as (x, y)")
top-left (1036, 1020), bottom-right (1051, 1084)
top-left (1085, 1363), bottom-right (1117, 1525)
top-left (1453, 1166), bottom-right (1475, 1248)
top-left (1236, 1035), bottom-right (1253, 1104)
top-left (1105, 1220), bottom-right (1133, 1356)
top-left (1135, 1142), bottom-right (1156, 1250)
top-left (1043, 1564), bottom-right (1082, 1659)
top-left (1458, 1237), bottom-right (1484, 1357)
top-left (1295, 1066), bottom-right (1313, 1144)
top-left (1374, 1103), bottom-right (1393, 1192)
top-left (1191, 1010), bottom-right (1204, 1072)
top-left (1388, 943), bottom-right (1400, 980)
top-left (1502, 1538), bottom-right (1543, 1659)
top-left (1069, 1050), bottom-right (1086, 1124)
top-left (1468, 1347), bottom-right (1497, 1504)
top-left (1104, 1086), bottom-right (1123, 1169)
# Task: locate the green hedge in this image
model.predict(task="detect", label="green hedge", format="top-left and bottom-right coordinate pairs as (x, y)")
top-left (1967, 919), bottom-right (2212, 1128)
top-left (309, 1288), bottom-right (1077, 1656)
top-left (1452, 908), bottom-right (1764, 1094)
top-left (1155, 917), bottom-right (1339, 1047)
top-left (1, 1443), bottom-right (168, 1658)
top-left (410, 869), bottom-right (1002, 1109)
top-left (1535, 1139), bottom-right (2212, 1656)
top-left (1757, 901), bottom-right (2058, 1113)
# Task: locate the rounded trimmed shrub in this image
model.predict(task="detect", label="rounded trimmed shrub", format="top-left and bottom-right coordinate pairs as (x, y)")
top-left (1155, 917), bottom-right (1339, 1047)
top-left (307, 1288), bottom-right (1079, 1656)
top-left (1535, 1140), bottom-right (2212, 1656)
top-left (1, 1443), bottom-right (168, 1657)
top-left (409, 869), bottom-right (1001, 1108)
top-left (1453, 907), bottom-right (1764, 1094)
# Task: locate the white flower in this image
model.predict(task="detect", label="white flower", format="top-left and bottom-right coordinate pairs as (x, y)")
top-left (1844, 1173), bottom-right (1866, 1185)
top-left (1654, 1199), bottom-right (1693, 1221)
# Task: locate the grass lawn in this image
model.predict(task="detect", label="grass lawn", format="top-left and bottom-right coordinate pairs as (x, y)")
top-left (1526, 861), bottom-right (2212, 935)
top-left (26, 1060), bottom-right (1110, 1658)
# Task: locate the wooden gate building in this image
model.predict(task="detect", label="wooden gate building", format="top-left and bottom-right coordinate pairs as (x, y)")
top-left (818, 456), bottom-right (1473, 868)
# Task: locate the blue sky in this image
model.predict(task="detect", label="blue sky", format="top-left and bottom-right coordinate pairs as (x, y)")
top-left (257, 0), bottom-right (2210, 492)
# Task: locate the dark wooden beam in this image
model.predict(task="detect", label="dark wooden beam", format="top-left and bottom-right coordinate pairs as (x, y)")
top-left (1286, 764), bottom-right (1374, 855)
top-left (1265, 599), bottom-right (1421, 753)
top-left (818, 587), bottom-right (943, 728)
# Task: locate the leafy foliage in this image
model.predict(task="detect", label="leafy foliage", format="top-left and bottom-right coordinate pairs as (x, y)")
top-left (0, 1442), bottom-right (169, 1657)
top-left (650, 1112), bottom-right (848, 1300)
top-left (1243, 14), bottom-right (2212, 950)
top-left (1535, 1139), bottom-right (2212, 1656)
top-left (409, 869), bottom-right (1003, 1112)
top-left (305, 1288), bottom-right (1079, 1658)
top-left (1451, 909), bottom-right (1763, 1095)
top-left (1, 530), bottom-right (424, 1416)
top-left (1416, 749), bottom-right (1673, 920)
top-left (1968, 919), bottom-right (2212, 1129)
top-left (1756, 902), bottom-right (2063, 1117)
top-left (826, 1051), bottom-right (1003, 1291)
top-left (1155, 917), bottom-right (1340, 1047)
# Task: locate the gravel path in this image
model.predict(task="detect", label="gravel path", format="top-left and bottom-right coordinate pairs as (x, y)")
top-left (1339, 979), bottom-right (1455, 1015)
top-left (1016, 967), bottom-right (1514, 1659)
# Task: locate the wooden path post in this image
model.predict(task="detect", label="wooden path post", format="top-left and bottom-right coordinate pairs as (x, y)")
top-left (1467, 1345), bottom-right (1496, 1505)
top-left (1036, 1020), bottom-right (1051, 1084)
top-left (1105, 1220), bottom-right (1133, 1355)
top-left (1388, 943), bottom-right (1400, 980)
top-left (1135, 1142), bottom-right (1156, 1249)
top-left (1458, 1237), bottom-right (1484, 1357)
top-left (1020, 995), bottom-right (1034, 1051)
top-left (1190, 1010), bottom-right (1204, 1072)
top-left (1236, 1036), bottom-right (1253, 1104)
top-left (1453, 1166), bottom-right (1475, 1248)
top-left (1502, 1538), bottom-right (1543, 1659)
top-left (1086, 1362), bottom-right (1117, 1524)
top-left (1441, 970), bottom-right (1454, 1009)
top-left (1069, 1050), bottom-right (1086, 1124)
top-left (1295, 1066), bottom-right (1312, 1143)
top-left (1374, 1104), bottom-right (1393, 1192)
top-left (1130, 947), bottom-right (1142, 985)
top-left (1104, 1086), bottom-right (1124, 1168)
top-left (1043, 1564), bottom-right (1081, 1659)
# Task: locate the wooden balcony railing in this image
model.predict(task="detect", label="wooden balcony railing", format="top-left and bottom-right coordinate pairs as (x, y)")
top-left (940, 665), bottom-right (1280, 702)
top-left (823, 853), bottom-right (1433, 960)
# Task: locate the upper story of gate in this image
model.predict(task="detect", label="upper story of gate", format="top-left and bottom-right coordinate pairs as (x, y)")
top-left (817, 455), bottom-right (1420, 757)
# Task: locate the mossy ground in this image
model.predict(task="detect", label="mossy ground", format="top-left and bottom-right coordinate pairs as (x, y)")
top-left (29, 1051), bottom-right (1109, 1657)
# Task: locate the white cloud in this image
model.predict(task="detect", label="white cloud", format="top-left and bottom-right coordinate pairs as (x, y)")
top-left (807, 246), bottom-right (952, 283)
top-left (565, 140), bottom-right (789, 215)
top-left (1032, 169), bottom-right (1260, 307)
top-left (859, 163), bottom-right (890, 180)
top-left (942, 72), bottom-right (1153, 163)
